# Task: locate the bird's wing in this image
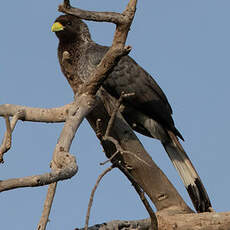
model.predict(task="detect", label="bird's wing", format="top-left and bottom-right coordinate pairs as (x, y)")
top-left (86, 43), bottom-right (177, 133)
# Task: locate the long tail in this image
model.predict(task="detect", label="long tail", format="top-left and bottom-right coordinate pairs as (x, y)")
top-left (162, 131), bottom-right (212, 213)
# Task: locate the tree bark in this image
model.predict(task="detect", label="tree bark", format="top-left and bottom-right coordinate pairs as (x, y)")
top-left (86, 89), bottom-right (192, 213)
top-left (80, 212), bottom-right (230, 230)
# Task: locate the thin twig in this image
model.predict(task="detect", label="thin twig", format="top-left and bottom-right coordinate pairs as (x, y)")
top-left (118, 164), bottom-right (158, 230)
top-left (104, 134), bottom-right (151, 168)
top-left (100, 92), bottom-right (151, 166)
top-left (100, 90), bottom-right (155, 226)
top-left (100, 151), bottom-right (119, 165)
top-left (101, 92), bottom-right (148, 166)
top-left (85, 165), bottom-right (114, 230)
top-left (133, 184), bottom-right (158, 230)
top-left (105, 92), bottom-right (134, 137)
top-left (37, 183), bottom-right (57, 230)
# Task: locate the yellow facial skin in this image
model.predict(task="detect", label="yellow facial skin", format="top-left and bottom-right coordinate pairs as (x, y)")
top-left (51, 22), bottom-right (64, 32)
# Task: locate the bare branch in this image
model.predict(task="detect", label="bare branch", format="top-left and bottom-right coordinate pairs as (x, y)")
top-left (81, 46), bottom-right (131, 96)
top-left (0, 116), bottom-right (11, 162)
top-left (99, 92), bottom-right (151, 168)
top-left (78, 212), bottom-right (230, 230)
top-left (0, 0), bottom-right (138, 227)
top-left (0, 99), bottom-right (93, 193)
top-left (59, 1), bottom-right (125, 24)
top-left (87, 90), bottom-right (192, 213)
top-left (100, 151), bottom-right (119, 166)
top-left (85, 165), bottom-right (114, 230)
top-left (59, 0), bottom-right (137, 27)
top-left (105, 92), bottom-right (135, 137)
top-left (96, 93), bottom-right (158, 228)
top-left (59, 0), bottom-right (136, 97)
top-left (37, 95), bottom-right (96, 230)
top-left (0, 152), bottom-right (77, 192)
top-left (0, 103), bottom-right (71, 122)
top-left (0, 110), bottom-right (25, 162)
top-left (118, 164), bottom-right (158, 230)
top-left (37, 183), bottom-right (57, 230)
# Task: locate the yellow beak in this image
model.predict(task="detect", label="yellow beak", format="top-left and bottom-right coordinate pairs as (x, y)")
top-left (51, 22), bottom-right (64, 32)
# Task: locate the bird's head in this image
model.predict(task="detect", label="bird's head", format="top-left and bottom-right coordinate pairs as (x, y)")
top-left (51, 15), bottom-right (91, 43)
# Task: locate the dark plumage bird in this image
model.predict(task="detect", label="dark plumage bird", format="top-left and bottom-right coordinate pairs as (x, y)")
top-left (52, 14), bottom-right (212, 212)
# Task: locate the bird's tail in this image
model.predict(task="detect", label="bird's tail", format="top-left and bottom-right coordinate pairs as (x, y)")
top-left (162, 131), bottom-right (212, 213)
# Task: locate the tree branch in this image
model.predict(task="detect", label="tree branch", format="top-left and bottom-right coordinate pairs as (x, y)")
top-left (87, 90), bottom-right (192, 214)
top-left (85, 165), bottom-right (114, 230)
top-left (0, 110), bottom-right (25, 162)
top-left (0, 103), bottom-right (71, 122)
top-left (0, 154), bottom-right (77, 192)
top-left (37, 95), bottom-right (96, 230)
top-left (37, 183), bottom-right (57, 230)
top-left (59, 1), bottom-right (128, 24)
top-left (78, 212), bottom-right (230, 230)
top-left (36, 0), bottom-right (138, 228)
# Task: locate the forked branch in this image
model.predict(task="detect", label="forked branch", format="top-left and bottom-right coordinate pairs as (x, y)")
top-left (38, 0), bottom-right (138, 229)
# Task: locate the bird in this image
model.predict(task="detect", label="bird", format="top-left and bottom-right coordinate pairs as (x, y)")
top-left (51, 14), bottom-right (212, 213)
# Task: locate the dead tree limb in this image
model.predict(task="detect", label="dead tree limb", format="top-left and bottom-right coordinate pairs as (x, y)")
top-left (1, 0), bottom-right (223, 229)
top-left (0, 103), bottom-right (71, 123)
top-left (0, 151), bottom-right (77, 192)
top-left (0, 110), bottom-right (25, 162)
top-left (37, 183), bottom-right (57, 230)
top-left (78, 211), bottom-right (230, 230)
top-left (37, 0), bottom-right (138, 228)
top-left (37, 94), bottom-right (97, 230)
top-left (59, 1), bottom-right (131, 24)
top-left (96, 96), bottom-right (158, 229)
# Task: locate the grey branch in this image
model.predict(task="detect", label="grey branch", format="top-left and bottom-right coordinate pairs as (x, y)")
top-left (37, 0), bottom-right (138, 228)
top-left (0, 152), bottom-right (77, 192)
top-left (37, 183), bottom-right (57, 230)
top-left (79, 212), bottom-right (230, 230)
top-left (59, 0), bottom-right (136, 25)
top-left (37, 95), bottom-right (96, 230)
top-left (0, 110), bottom-right (25, 162)
top-left (0, 103), bottom-right (71, 122)
top-left (2, 0), bottom-right (222, 229)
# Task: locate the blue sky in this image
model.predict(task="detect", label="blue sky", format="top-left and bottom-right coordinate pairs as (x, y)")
top-left (1, 0), bottom-right (230, 229)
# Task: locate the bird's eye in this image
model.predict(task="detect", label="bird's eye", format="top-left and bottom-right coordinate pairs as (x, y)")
top-left (66, 21), bottom-right (72, 26)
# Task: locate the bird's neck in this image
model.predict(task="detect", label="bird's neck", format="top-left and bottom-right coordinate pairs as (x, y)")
top-left (57, 39), bottom-right (90, 94)
top-left (58, 39), bottom-right (86, 62)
